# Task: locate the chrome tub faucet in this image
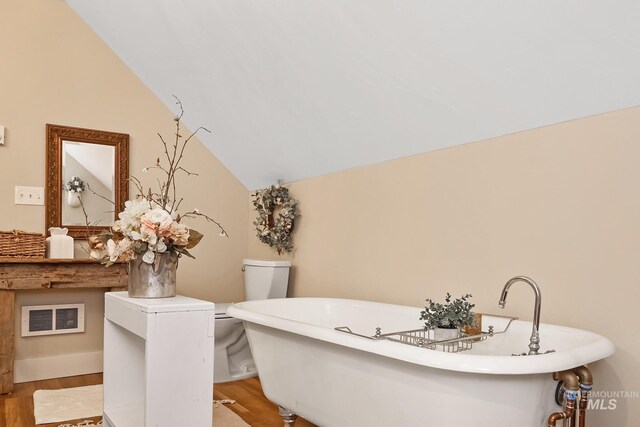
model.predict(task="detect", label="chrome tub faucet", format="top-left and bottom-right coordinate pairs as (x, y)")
top-left (498, 276), bottom-right (542, 355)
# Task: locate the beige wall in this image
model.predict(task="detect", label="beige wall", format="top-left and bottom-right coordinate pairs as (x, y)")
top-left (249, 107), bottom-right (640, 424)
top-left (1, 0), bottom-right (248, 364)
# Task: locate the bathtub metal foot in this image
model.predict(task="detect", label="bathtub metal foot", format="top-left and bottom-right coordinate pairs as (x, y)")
top-left (278, 406), bottom-right (298, 426)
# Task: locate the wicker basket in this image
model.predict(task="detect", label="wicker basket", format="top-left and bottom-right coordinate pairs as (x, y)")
top-left (0, 230), bottom-right (46, 258)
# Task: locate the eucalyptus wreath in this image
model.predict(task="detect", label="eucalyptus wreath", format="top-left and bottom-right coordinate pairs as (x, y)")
top-left (252, 185), bottom-right (298, 254)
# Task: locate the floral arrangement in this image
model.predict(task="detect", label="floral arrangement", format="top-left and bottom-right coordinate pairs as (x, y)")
top-left (252, 185), bottom-right (298, 254)
top-left (420, 293), bottom-right (475, 330)
top-left (66, 176), bottom-right (85, 193)
top-left (89, 97), bottom-right (227, 266)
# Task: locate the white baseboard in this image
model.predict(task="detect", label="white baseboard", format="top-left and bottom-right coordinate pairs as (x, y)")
top-left (14, 351), bottom-right (103, 383)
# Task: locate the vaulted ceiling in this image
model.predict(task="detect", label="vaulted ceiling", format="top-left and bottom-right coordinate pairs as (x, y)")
top-left (66, 1), bottom-right (640, 189)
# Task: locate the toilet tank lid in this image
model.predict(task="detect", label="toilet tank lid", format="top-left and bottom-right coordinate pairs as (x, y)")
top-left (243, 259), bottom-right (292, 268)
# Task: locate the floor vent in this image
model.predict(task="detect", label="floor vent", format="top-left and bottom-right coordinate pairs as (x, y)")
top-left (21, 304), bottom-right (85, 337)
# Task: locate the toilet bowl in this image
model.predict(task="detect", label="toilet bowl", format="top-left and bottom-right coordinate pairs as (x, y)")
top-left (213, 259), bottom-right (291, 383)
top-left (214, 303), bottom-right (257, 383)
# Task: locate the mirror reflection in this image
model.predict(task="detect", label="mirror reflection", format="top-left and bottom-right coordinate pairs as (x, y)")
top-left (61, 141), bottom-right (116, 226)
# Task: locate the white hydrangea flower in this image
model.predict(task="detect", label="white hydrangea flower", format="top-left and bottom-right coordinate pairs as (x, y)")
top-left (151, 239), bottom-right (167, 253)
top-left (106, 237), bottom-right (132, 263)
top-left (139, 227), bottom-right (158, 246)
top-left (142, 249), bottom-right (155, 264)
top-left (121, 199), bottom-right (152, 220)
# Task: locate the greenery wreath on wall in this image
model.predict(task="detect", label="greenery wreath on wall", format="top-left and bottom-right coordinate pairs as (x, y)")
top-left (252, 185), bottom-right (299, 254)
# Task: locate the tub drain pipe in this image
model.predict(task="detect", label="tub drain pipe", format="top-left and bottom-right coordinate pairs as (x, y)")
top-left (549, 370), bottom-right (580, 427)
top-left (571, 366), bottom-right (593, 427)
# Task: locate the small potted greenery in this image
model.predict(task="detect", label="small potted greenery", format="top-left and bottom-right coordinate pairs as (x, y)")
top-left (420, 293), bottom-right (476, 343)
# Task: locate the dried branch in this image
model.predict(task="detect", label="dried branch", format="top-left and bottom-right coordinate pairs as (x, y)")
top-left (181, 210), bottom-right (229, 237)
top-left (176, 167), bottom-right (198, 176)
top-left (77, 194), bottom-right (104, 256)
top-left (157, 132), bottom-right (173, 165)
top-left (129, 176), bottom-right (145, 197)
top-left (85, 183), bottom-right (115, 206)
top-left (88, 96), bottom-right (227, 265)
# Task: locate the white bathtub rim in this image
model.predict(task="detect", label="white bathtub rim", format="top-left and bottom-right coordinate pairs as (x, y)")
top-left (228, 298), bottom-right (615, 375)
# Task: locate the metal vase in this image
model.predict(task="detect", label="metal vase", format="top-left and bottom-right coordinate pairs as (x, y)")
top-left (128, 251), bottom-right (178, 298)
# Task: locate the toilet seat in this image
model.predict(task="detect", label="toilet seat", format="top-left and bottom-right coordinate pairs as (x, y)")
top-left (215, 302), bottom-right (234, 319)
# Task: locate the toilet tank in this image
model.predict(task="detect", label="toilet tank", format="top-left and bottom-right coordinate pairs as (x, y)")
top-left (243, 259), bottom-right (292, 301)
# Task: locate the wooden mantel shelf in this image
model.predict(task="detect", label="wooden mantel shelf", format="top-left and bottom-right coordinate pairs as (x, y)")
top-left (0, 258), bottom-right (127, 290)
top-left (0, 258), bottom-right (128, 394)
top-left (0, 258), bottom-right (110, 263)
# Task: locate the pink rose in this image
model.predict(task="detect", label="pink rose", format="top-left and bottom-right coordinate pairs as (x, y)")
top-left (141, 208), bottom-right (173, 234)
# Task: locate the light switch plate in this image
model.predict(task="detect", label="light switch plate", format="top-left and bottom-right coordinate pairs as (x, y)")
top-left (15, 186), bottom-right (45, 205)
top-left (0, 126), bottom-right (5, 145)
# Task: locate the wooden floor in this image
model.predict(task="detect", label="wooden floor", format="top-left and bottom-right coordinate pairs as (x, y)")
top-left (0, 374), bottom-right (315, 427)
top-left (0, 373), bottom-right (103, 427)
top-left (215, 377), bottom-right (316, 427)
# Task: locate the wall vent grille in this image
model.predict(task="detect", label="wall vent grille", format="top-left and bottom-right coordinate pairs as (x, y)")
top-left (21, 304), bottom-right (85, 337)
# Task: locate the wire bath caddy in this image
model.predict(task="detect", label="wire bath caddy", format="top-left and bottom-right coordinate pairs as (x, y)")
top-left (334, 315), bottom-right (517, 353)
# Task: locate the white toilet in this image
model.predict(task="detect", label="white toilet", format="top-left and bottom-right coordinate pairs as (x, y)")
top-left (213, 259), bottom-right (292, 383)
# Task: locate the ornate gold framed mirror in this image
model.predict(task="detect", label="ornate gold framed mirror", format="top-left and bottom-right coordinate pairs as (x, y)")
top-left (45, 124), bottom-right (129, 239)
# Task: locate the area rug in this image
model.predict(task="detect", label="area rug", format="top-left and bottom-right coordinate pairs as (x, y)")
top-left (33, 384), bottom-right (103, 425)
top-left (58, 422), bottom-right (101, 427)
top-left (213, 400), bottom-right (250, 427)
top-left (34, 385), bottom-right (249, 426)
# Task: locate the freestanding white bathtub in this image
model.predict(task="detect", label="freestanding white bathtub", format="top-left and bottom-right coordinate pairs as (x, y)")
top-left (227, 298), bottom-right (614, 427)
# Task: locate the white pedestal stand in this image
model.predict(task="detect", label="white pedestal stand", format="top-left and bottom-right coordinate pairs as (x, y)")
top-left (103, 292), bottom-right (215, 427)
